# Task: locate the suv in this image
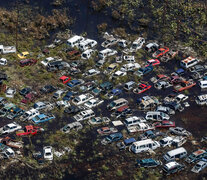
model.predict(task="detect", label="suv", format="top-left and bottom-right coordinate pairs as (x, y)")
top-left (163, 161), bottom-right (184, 175)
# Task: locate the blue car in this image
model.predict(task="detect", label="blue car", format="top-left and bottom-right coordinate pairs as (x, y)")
top-left (67, 79), bottom-right (83, 88)
top-left (101, 132), bottom-right (123, 145)
top-left (7, 107), bottom-right (24, 120)
top-left (175, 68), bottom-right (185, 76)
top-left (63, 91), bottom-right (74, 101)
top-left (135, 66), bottom-right (153, 77)
top-left (107, 88), bottom-right (122, 99)
top-left (136, 158), bottom-right (161, 167)
top-left (32, 114), bottom-right (55, 124)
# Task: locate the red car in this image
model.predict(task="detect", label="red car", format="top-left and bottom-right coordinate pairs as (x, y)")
top-left (67, 50), bottom-right (81, 59)
top-left (145, 59), bottom-right (160, 67)
top-left (20, 59), bottom-right (37, 67)
top-left (152, 47), bottom-right (169, 58)
top-left (21, 92), bottom-right (36, 104)
top-left (97, 127), bottom-right (118, 135)
top-left (59, 76), bottom-right (71, 84)
top-left (153, 120), bottom-right (175, 128)
top-left (174, 79), bottom-right (196, 92)
top-left (170, 75), bottom-right (184, 85)
top-left (133, 83), bottom-right (152, 94)
top-left (16, 125), bottom-right (43, 136)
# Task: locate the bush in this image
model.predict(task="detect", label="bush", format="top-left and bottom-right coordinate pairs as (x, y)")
top-left (116, 169), bottom-right (123, 176)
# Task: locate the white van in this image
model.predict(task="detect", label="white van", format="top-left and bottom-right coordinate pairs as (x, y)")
top-left (124, 116), bottom-right (146, 127)
top-left (180, 56), bottom-right (199, 69)
top-left (78, 39), bottom-right (97, 51)
top-left (195, 94), bottom-right (207, 105)
top-left (107, 98), bottom-right (128, 111)
top-left (163, 147), bottom-right (187, 161)
top-left (199, 80), bottom-right (207, 89)
top-left (130, 139), bottom-right (160, 153)
top-left (145, 111), bottom-right (170, 121)
top-left (67, 35), bottom-right (85, 48)
top-left (81, 49), bottom-right (95, 59)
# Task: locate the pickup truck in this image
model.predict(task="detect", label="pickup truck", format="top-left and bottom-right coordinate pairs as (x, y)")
top-left (16, 125), bottom-right (44, 136)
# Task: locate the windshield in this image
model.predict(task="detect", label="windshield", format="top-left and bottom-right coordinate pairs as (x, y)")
top-left (132, 43), bottom-right (138, 49)
top-left (3, 125), bottom-right (9, 131)
top-left (82, 53), bottom-right (87, 58)
top-left (86, 101), bottom-right (93, 105)
top-left (160, 140), bottom-right (167, 144)
top-left (110, 102), bottom-right (116, 108)
top-left (45, 152), bottom-right (51, 156)
top-left (73, 97), bottom-right (80, 103)
top-left (63, 125), bottom-right (69, 132)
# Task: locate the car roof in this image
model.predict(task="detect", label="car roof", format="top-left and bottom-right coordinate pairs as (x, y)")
top-left (165, 161), bottom-right (179, 169)
top-left (7, 123), bottom-right (17, 127)
top-left (60, 76), bottom-right (69, 80)
top-left (38, 114), bottom-right (46, 118)
top-left (182, 56), bottom-right (195, 63)
top-left (133, 139), bottom-right (154, 146)
top-left (167, 147), bottom-right (186, 157)
top-left (193, 149), bottom-right (206, 156)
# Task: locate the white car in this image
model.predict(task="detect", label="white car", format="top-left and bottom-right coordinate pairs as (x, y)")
top-left (41, 57), bottom-right (54, 66)
top-left (5, 87), bottom-right (16, 98)
top-left (175, 94), bottom-right (188, 103)
top-left (169, 127), bottom-right (192, 136)
top-left (61, 122), bottom-right (83, 133)
top-left (56, 100), bottom-right (70, 109)
top-left (101, 37), bottom-right (118, 48)
top-left (159, 137), bottom-right (173, 147)
top-left (84, 98), bottom-right (103, 109)
top-left (72, 93), bottom-right (94, 106)
top-left (112, 71), bottom-right (127, 78)
top-left (73, 109), bottom-right (95, 121)
top-left (191, 160), bottom-right (207, 173)
top-left (0, 122), bottom-right (22, 135)
top-left (98, 48), bottom-right (117, 59)
top-left (43, 146), bottom-right (53, 161)
top-left (81, 49), bottom-right (95, 59)
top-left (0, 58), bottom-right (7, 65)
top-left (85, 69), bottom-right (100, 77)
top-left (88, 117), bottom-right (110, 125)
top-left (21, 108), bottom-right (40, 121)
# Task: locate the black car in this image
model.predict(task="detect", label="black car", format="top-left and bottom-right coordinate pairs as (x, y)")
top-left (64, 105), bottom-right (80, 114)
top-left (40, 85), bottom-right (56, 94)
top-left (63, 91), bottom-right (74, 101)
top-left (19, 87), bottom-right (31, 96)
top-left (0, 72), bottom-right (7, 81)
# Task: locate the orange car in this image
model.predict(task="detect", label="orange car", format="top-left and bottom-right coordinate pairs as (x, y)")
top-left (153, 47), bottom-right (169, 58)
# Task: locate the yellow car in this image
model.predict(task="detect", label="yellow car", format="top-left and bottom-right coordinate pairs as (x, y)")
top-left (107, 63), bottom-right (118, 73)
top-left (17, 51), bottom-right (29, 59)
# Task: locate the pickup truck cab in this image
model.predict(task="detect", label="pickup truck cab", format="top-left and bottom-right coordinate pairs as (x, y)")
top-left (21, 108), bottom-right (40, 121)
